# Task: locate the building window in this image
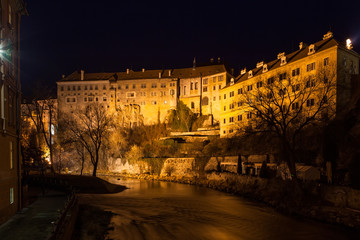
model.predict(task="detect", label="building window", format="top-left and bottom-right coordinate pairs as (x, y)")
top-left (213, 96), bottom-right (216, 101)
top-left (238, 88), bottom-right (243, 94)
top-left (190, 82), bottom-right (193, 90)
top-left (73, 86), bottom-right (77, 91)
top-left (203, 78), bottom-right (208, 84)
top-left (223, 106), bottom-right (226, 111)
top-left (95, 97), bottom-right (99, 102)
top-left (306, 79), bottom-right (315, 88)
top-left (292, 84), bottom-right (300, 92)
top-left (67, 86), bottom-right (70, 91)
top-left (230, 91), bottom-right (234, 97)
top-left (218, 76), bottom-right (224, 81)
top-left (213, 77), bottom-right (216, 83)
top-left (191, 102), bottom-right (195, 109)
top-left (161, 83), bottom-right (166, 88)
top-left (184, 86), bottom-right (186, 95)
top-left (219, 85), bottom-right (222, 90)
top-left (78, 86), bottom-right (81, 90)
top-left (10, 188), bottom-right (14, 204)
top-left (279, 72), bottom-right (287, 80)
top-left (247, 112), bottom-right (252, 119)
top-left (324, 57), bottom-right (329, 66)
top-left (306, 99), bottom-right (315, 107)
top-left (224, 94), bottom-right (226, 99)
top-left (307, 62), bottom-right (316, 72)
top-left (292, 102), bottom-right (299, 110)
top-left (223, 118), bottom-right (226, 124)
top-left (151, 92), bottom-right (157, 96)
top-left (238, 115), bottom-right (242, 121)
top-left (292, 68), bottom-right (300, 76)
top-left (152, 83), bottom-right (157, 88)
top-left (256, 81), bottom-right (263, 88)
top-left (229, 129), bottom-right (234, 133)
top-left (94, 85), bottom-right (98, 90)
top-left (195, 82), bottom-right (198, 90)
top-left (343, 57), bottom-right (347, 67)
top-left (126, 84), bottom-right (129, 89)
top-left (151, 101), bottom-right (157, 105)
top-left (141, 83), bottom-right (146, 88)
top-left (238, 101), bottom-right (243, 107)
top-left (203, 86), bottom-right (208, 92)
top-left (84, 86), bottom-right (88, 90)
top-left (60, 86), bottom-right (64, 91)
top-left (84, 97), bottom-right (87, 102)
top-left (88, 97), bottom-right (93, 102)
top-left (229, 103), bottom-right (234, 109)
top-left (9, 141), bottom-right (13, 169)
top-left (103, 97), bottom-right (107, 102)
top-left (213, 86), bottom-right (216, 91)
top-left (127, 92), bottom-right (135, 98)
top-left (118, 85), bottom-right (121, 89)
top-left (247, 85), bottom-right (253, 91)
top-left (267, 77), bottom-right (274, 84)
top-left (229, 117), bottom-right (234, 123)
top-left (202, 97), bottom-right (209, 106)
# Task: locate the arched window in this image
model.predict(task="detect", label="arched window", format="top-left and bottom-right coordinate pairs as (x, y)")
top-left (202, 97), bottom-right (209, 106)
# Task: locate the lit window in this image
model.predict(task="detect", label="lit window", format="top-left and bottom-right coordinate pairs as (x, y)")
top-left (10, 188), bottom-right (14, 204)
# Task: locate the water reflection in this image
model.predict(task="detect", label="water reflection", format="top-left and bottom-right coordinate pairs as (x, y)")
top-left (82, 177), bottom-right (359, 240)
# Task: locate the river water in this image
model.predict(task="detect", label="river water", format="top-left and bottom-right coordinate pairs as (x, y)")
top-left (78, 178), bottom-right (359, 240)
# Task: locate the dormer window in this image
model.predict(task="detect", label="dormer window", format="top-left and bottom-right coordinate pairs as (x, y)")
top-left (277, 52), bottom-right (285, 59)
top-left (263, 64), bottom-right (268, 73)
top-left (280, 56), bottom-right (287, 66)
top-left (241, 68), bottom-right (246, 75)
top-left (230, 78), bottom-right (234, 85)
top-left (308, 44), bottom-right (316, 55)
top-left (256, 61), bottom-right (264, 68)
top-left (248, 70), bottom-right (253, 78)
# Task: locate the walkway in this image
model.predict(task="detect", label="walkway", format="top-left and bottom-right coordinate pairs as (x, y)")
top-left (0, 190), bottom-right (67, 240)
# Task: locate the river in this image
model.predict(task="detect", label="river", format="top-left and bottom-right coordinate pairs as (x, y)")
top-left (77, 177), bottom-right (359, 240)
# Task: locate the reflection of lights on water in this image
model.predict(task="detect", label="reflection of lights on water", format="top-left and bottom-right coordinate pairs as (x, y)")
top-left (346, 39), bottom-right (353, 50)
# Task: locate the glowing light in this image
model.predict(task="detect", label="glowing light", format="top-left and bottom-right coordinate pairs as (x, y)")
top-left (346, 39), bottom-right (353, 50)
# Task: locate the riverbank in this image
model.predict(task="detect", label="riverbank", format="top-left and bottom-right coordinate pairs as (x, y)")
top-left (108, 172), bottom-right (360, 229)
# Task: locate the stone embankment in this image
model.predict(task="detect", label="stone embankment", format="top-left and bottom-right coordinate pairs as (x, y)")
top-left (121, 172), bottom-right (360, 229)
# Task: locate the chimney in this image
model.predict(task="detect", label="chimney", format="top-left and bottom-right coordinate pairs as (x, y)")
top-left (217, 57), bottom-right (221, 63)
top-left (168, 70), bottom-right (171, 76)
top-left (62, 74), bottom-right (65, 79)
top-left (142, 68), bottom-right (145, 72)
top-left (80, 70), bottom-right (84, 80)
top-left (159, 72), bottom-right (162, 78)
top-left (193, 57), bottom-right (196, 70)
top-left (231, 68), bottom-right (234, 76)
top-left (126, 68), bottom-right (130, 74)
top-left (210, 58), bottom-right (214, 63)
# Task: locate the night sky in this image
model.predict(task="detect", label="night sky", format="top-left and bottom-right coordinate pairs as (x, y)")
top-left (20, 0), bottom-right (360, 98)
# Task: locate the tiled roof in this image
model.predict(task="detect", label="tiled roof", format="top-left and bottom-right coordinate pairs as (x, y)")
top-left (58, 64), bottom-right (228, 82)
top-left (231, 36), bottom-right (358, 87)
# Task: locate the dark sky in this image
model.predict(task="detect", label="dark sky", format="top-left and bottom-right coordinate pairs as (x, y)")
top-left (20, 0), bottom-right (360, 97)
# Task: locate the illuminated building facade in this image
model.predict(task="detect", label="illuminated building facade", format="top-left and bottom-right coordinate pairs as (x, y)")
top-left (220, 32), bottom-right (360, 137)
top-left (57, 64), bottom-right (230, 126)
top-left (0, 0), bottom-right (27, 225)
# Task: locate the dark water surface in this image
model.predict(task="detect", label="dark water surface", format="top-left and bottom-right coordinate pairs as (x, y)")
top-left (79, 178), bottom-right (359, 240)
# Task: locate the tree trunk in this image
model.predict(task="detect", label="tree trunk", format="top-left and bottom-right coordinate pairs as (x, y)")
top-left (282, 138), bottom-right (297, 180)
top-left (92, 150), bottom-right (99, 177)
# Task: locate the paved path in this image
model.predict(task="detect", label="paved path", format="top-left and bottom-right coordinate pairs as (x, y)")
top-left (0, 191), bottom-right (67, 240)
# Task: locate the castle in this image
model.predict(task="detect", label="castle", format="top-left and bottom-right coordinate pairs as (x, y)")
top-left (57, 32), bottom-right (360, 137)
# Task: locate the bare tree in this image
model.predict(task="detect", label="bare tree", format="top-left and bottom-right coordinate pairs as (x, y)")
top-left (61, 103), bottom-right (113, 176)
top-left (22, 98), bottom-right (57, 173)
top-left (237, 64), bottom-right (337, 179)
